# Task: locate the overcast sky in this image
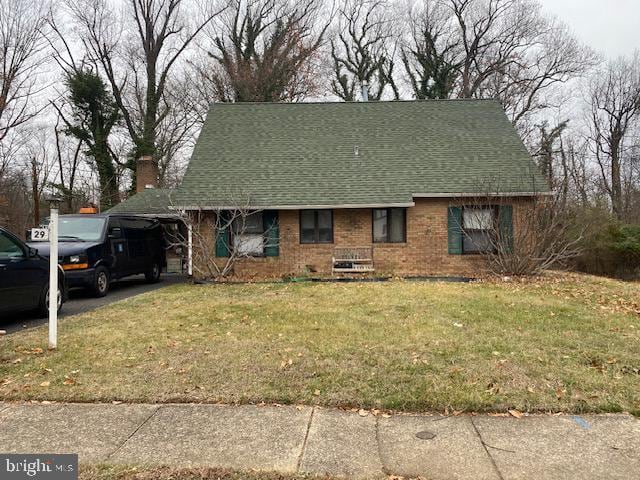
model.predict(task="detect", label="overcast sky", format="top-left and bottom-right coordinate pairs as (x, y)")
top-left (538, 0), bottom-right (639, 58)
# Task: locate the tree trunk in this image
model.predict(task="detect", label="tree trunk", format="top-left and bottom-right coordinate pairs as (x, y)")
top-left (95, 142), bottom-right (119, 211)
top-left (610, 134), bottom-right (623, 220)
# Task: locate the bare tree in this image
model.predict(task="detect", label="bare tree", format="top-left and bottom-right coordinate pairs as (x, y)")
top-left (52, 114), bottom-right (84, 212)
top-left (198, 0), bottom-right (329, 102)
top-left (329, 0), bottom-right (397, 101)
top-left (167, 194), bottom-right (279, 280)
top-left (65, 0), bottom-right (224, 177)
top-left (0, 0), bottom-right (50, 143)
top-left (585, 52), bottom-right (640, 221)
top-left (154, 74), bottom-right (203, 186)
top-left (400, 0), bottom-right (595, 129)
top-left (564, 136), bottom-right (593, 209)
top-left (401, 0), bottom-right (461, 99)
top-left (532, 120), bottom-right (568, 194)
top-left (24, 127), bottom-right (57, 226)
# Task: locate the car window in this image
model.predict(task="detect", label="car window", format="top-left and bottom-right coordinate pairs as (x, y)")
top-left (58, 217), bottom-right (107, 241)
top-left (0, 231), bottom-right (25, 259)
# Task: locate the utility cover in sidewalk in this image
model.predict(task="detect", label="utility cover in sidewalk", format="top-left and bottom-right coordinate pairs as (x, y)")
top-left (416, 430), bottom-right (436, 440)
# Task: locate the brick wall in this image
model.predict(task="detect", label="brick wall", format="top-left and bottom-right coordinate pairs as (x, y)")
top-left (193, 197), bottom-right (534, 280)
top-left (136, 156), bottom-right (159, 194)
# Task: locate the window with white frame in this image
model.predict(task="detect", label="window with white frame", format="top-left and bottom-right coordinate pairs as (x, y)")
top-left (462, 206), bottom-right (496, 253)
top-left (232, 212), bottom-right (264, 256)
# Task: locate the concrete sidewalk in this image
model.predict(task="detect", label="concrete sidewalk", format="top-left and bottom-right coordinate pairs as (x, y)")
top-left (0, 402), bottom-right (638, 479)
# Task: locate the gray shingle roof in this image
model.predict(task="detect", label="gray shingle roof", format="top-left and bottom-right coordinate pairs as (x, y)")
top-left (174, 99), bottom-right (548, 209)
top-left (107, 189), bottom-right (174, 215)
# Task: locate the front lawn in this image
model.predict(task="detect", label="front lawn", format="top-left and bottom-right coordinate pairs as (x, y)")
top-left (1, 273), bottom-right (639, 414)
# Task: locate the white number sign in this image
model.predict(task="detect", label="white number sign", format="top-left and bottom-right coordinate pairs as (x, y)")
top-left (31, 228), bottom-right (49, 241)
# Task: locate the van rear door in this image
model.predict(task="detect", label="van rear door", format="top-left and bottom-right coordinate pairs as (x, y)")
top-left (120, 217), bottom-right (156, 274)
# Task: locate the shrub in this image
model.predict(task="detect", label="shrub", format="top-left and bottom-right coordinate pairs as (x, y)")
top-left (576, 223), bottom-right (640, 279)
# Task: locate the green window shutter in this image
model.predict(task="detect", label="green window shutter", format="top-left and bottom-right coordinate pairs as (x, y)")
top-left (263, 210), bottom-right (279, 257)
top-left (447, 206), bottom-right (463, 255)
top-left (215, 212), bottom-right (230, 257)
top-left (499, 205), bottom-right (514, 253)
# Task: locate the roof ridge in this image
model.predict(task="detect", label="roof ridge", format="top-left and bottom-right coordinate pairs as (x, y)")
top-left (208, 98), bottom-right (501, 107)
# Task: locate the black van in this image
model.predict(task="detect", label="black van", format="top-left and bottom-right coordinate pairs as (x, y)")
top-left (29, 214), bottom-right (165, 297)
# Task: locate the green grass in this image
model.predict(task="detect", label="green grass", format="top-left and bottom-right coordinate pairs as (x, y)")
top-left (1, 272), bottom-right (639, 414)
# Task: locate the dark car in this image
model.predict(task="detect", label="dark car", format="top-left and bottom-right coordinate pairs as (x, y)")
top-left (0, 227), bottom-right (67, 317)
top-left (29, 214), bottom-right (165, 297)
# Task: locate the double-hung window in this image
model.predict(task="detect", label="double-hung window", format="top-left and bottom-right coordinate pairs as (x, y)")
top-left (372, 208), bottom-right (406, 243)
top-left (232, 212), bottom-right (265, 256)
top-left (462, 206), bottom-right (496, 254)
top-left (300, 210), bottom-right (333, 244)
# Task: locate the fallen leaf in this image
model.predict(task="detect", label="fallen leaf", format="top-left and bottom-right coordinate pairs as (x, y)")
top-left (358, 409), bottom-right (369, 417)
top-left (39, 381), bottom-right (50, 387)
top-left (508, 409), bottom-right (523, 419)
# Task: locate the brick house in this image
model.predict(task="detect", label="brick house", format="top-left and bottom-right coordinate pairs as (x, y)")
top-left (127, 99), bottom-right (549, 278)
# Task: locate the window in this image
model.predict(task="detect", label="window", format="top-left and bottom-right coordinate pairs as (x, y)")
top-left (0, 231), bottom-right (24, 259)
top-left (58, 217), bottom-right (107, 242)
top-left (232, 212), bottom-right (264, 256)
top-left (462, 206), bottom-right (496, 253)
top-left (372, 208), bottom-right (406, 243)
top-left (300, 210), bottom-right (333, 244)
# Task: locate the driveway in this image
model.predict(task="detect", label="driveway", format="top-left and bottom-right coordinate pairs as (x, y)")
top-left (1, 273), bottom-right (187, 335)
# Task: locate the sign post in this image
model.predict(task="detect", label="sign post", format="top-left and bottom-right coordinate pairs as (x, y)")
top-left (47, 197), bottom-right (61, 350)
top-left (187, 222), bottom-right (193, 276)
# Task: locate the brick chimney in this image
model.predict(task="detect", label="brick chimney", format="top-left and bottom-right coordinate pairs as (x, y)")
top-left (136, 155), bottom-right (159, 193)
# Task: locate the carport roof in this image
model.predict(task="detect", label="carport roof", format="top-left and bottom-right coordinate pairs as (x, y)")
top-left (107, 189), bottom-right (174, 216)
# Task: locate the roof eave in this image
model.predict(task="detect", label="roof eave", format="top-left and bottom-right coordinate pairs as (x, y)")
top-left (169, 201), bottom-right (416, 211)
top-left (412, 191), bottom-right (553, 198)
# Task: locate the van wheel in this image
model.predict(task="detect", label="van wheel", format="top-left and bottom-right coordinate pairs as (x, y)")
top-left (145, 260), bottom-right (161, 283)
top-left (92, 266), bottom-right (110, 297)
top-left (38, 281), bottom-right (63, 317)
